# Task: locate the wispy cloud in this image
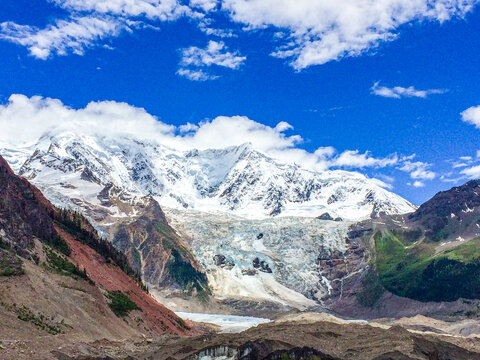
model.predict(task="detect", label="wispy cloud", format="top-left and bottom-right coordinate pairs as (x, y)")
top-left (371, 82), bottom-right (447, 99)
top-left (176, 68), bottom-right (219, 81)
top-left (49, 0), bottom-right (191, 20)
top-left (0, 0), bottom-right (192, 59)
top-left (398, 158), bottom-right (436, 181)
top-left (0, 16), bottom-right (126, 59)
top-left (179, 40), bottom-right (245, 69)
top-left (461, 165), bottom-right (480, 179)
top-left (177, 40), bottom-right (245, 80)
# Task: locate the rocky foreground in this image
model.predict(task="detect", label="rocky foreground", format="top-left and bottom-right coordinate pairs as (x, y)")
top-left (3, 312), bottom-right (480, 359)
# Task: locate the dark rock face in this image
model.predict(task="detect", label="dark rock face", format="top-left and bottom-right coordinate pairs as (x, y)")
top-left (0, 155), bottom-right (57, 257)
top-left (252, 257), bottom-right (272, 273)
top-left (407, 179), bottom-right (480, 241)
top-left (214, 254), bottom-right (226, 266)
top-left (317, 213), bottom-right (343, 222)
top-left (316, 236), bottom-right (368, 306)
top-left (110, 196), bottom-right (209, 296)
top-left (80, 167), bottom-right (101, 184)
top-left (317, 213), bottom-right (334, 221)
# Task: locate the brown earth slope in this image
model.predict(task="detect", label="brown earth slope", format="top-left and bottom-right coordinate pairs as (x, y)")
top-left (0, 154), bottom-right (198, 359)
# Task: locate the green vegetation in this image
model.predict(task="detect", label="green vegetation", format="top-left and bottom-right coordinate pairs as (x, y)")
top-left (391, 228), bottom-right (422, 245)
top-left (132, 247), bottom-right (141, 269)
top-left (167, 249), bottom-right (210, 301)
top-left (59, 281), bottom-right (86, 292)
top-left (0, 237), bottom-right (9, 250)
top-left (356, 268), bottom-right (384, 307)
top-left (154, 222), bottom-right (171, 236)
top-left (107, 290), bottom-right (140, 317)
top-left (0, 250), bottom-right (25, 276)
top-left (374, 231), bottom-right (480, 302)
top-left (49, 234), bottom-right (71, 256)
top-left (44, 245), bottom-right (89, 281)
top-left (15, 305), bottom-right (64, 334)
top-left (55, 209), bottom-right (143, 284)
top-left (443, 237), bottom-right (480, 262)
top-left (175, 316), bottom-right (191, 330)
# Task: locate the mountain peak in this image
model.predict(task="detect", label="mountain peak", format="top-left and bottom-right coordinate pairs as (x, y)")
top-left (2, 132), bottom-right (416, 220)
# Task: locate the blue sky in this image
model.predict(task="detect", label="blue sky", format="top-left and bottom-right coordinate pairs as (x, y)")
top-left (1, 0), bottom-right (480, 205)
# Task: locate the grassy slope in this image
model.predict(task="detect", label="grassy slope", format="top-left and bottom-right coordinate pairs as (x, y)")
top-left (375, 231), bottom-right (480, 302)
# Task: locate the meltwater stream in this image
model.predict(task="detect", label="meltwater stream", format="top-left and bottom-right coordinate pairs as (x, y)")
top-left (174, 312), bottom-right (271, 333)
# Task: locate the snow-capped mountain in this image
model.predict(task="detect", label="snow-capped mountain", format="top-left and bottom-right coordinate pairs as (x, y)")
top-left (0, 130), bottom-right (416, 313)
top-left (1, 131), bottom-right (415, 221)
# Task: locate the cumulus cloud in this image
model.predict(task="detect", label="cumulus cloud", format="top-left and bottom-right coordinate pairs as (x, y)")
top-left (189, 0), bottom-right (219, 12)
top-left (221, 0), bottom-right (476, 69)
top-left (371, 82), bottom-right (447, 99)
top-left (461, 105), bottom-right (480, 128)
top-left (0, 94), bottom-right (175, 145)
top-left (413, 180), bottom-right (425, 187)
top-left (0, 0), bottom-right (476, 69)
top-left (0, 94), bottom-right (415, 175)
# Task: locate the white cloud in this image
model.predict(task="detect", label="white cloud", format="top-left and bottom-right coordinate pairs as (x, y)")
top-left (178, 122), bottom-right (199, 133)
top-left (332, 150), bottom-right (398, 169)
top-left (275, 121), bottom-right (293, 132)
top-left (461, 165), bottom-right (480, 179)
top-left (221, 0), bottom-right (476, 69)
top-left (179, 40), bottom-right (245, 69)
top-left (413, 180), bottom-right (425, 187)
top-left (190, 0), bottom-right (219, 12)
top-left (399, 159), bottom-right (436, 180)
top-left (178, 40), bottom-right (245, 80)
top-left (50, 0), bottom-right (191, 20)
top-left (448, 155), bottom-right (476, 169)
top-left (176, 68), bottom-right (219, 81)
top-left (0, 16), bottom-right (126, 59)
top-left (0, 0), bottom-right (192, 59)
top-left (371, 82), bottom-right (447, 99)
top-left (198, 24), bottom-right (236, 38)
top-left (461, 105), bottom-right (480, 128)
top-left (0, 94), bottom-right (174, 145)
top-left (1, 0), bottom-right (475, 69)
top-left (0, 94), bottom-right (412, 175)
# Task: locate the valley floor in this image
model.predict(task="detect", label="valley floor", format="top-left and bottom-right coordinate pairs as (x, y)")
top-left (3, 306), bottom-right (480, 359)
